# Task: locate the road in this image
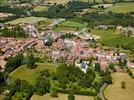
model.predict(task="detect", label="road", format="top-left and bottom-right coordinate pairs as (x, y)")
top-left (98, 83), bottom-right (108, 100)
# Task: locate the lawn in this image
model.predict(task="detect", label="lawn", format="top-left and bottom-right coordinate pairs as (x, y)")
top-left (31, 93), bottom-right (94, 100)
top-left (6, 17), bottom-right (47, 24)
top-left (10, 63), bottom-right (58, 85)
top-left (91, 29), bottom-right (134, 48)
top-left (105, 3), bottom-right (134, 13)
top-left (104, 72), bottom-right (134, 100)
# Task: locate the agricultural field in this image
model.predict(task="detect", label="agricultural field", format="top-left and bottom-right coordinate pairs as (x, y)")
top-left (54, 21), bottom-right (87, 32)
top-left (91, 29), bottom-right (134, 49)
top-left (10, 63), bottom-right (58, 85)
top-left (6, 17), bottom-right (48, 24)
top-left (104, 72), bottom-right (134, 100)
top-left (105, 3), bottom-right (134, 13)
top-left (31, 93), bottom-right (94, 100)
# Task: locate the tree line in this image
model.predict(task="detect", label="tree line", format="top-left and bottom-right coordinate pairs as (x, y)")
top-left (0, 26), bottom-right (27, 37)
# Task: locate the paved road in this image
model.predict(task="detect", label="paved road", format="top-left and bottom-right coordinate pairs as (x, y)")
top-left (98, 83), bottom-right (108, 100)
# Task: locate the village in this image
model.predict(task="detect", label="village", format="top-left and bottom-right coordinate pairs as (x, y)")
top-left (0, 18), bottom-right (133, 73)
top-left (0, 0), bottom-right (134, 100)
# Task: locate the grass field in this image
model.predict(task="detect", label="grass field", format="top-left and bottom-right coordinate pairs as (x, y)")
top-left (60, 21), bottom-right (86, 28)
top-left (6, 17), bottom-right (47, 24)
top-left (105, 3), bottom-right (134, 13)
top-left (54, 27), bottom-right (77, 32)
top-left (91, 29), bottom-right (134, 48)
top-left (31, 93), bottom-right (94, 100)
top-left (10, 63), bottom-right (57, 85)
top-left (54, 21), bottom-right (87, 32)
top-left (104, 72), bottom-right (134, 100)
top-left (34, 6), bottom-right (48, 12)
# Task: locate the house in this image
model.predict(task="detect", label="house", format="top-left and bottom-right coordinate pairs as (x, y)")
top-left (22, 24), bottom-right (38, 37)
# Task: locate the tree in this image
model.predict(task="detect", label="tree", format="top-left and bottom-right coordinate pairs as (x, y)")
top-left (92, 81), bottom-right (102, 93)
top-left (94, 96), bottom-right (102, 100)
top-left (50, 87), bottom-right (58, 97)
top-left (0, 72), bottom-right (5, 93)
top-left (94, 63), bottom-right (101, 72)
top-left (102, 74), bottom-right (112, 84)
top-left (109, 63), bottom-right (115, 70)
top-left (68, 91), bottom-right (75, 100)
top-left (5, 54), bottom-right (23, 72)
top-left (78, 68), bottom-right (95, 88)
top-left (26, 54), bottom-right (36, 69)
top-left (57, 64), bottom-right (70, 84)
top-left (34, 76), bottom-right (50, 95)
top-left (6, 79), bottom-right (33, 100)
top-left (40, 69), bottom-right (50, 77)
top-left (51, 72), bottom-right (57, 80)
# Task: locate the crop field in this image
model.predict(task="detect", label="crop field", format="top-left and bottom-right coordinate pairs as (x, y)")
top-left (104, 72), bottom-right (134, 100)
top-left (10, 63), bottom-right (58, 85)
top-left (105, 3), bottom-right (134, 13)
top-left (6, 17), bottom-right (48, 24)
top-left (31, 93), bottom-right (94, 100)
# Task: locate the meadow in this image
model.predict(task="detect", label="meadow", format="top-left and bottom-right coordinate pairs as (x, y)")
top-left (104, 72), bottom-right (134, 100)
top-left (54, 20), bottom-right (87, 32)
top-left (10, 63), bottom-right (57, 85)
top-left (6, 17), bottom-right (47, 24)
top-left (34, 6), bottom-right (48, 12)
top-left (31, 93), bottom-right (94, 100)
top-left (91, 29), bottom-right (134, 49)
top-left (105, 3), bottom-right (134, 13)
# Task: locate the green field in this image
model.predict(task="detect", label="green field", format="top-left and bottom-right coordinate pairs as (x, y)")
top-left (10, 63), bottom-right (58, 85)
top-left (6, 17), bottom-right (48, 24)
top-left (104, 72), bottom-right (134, 100)
top-left (91, 29), bottom-right (134, 48)
top-left (34, 6), bottom-right (48, 12)
top-left (54, 21), bottom-right (87, 32)
top-left (105, 3), bottom-right (134, 13)
top-left (31, 93), bottom-right (94, 100)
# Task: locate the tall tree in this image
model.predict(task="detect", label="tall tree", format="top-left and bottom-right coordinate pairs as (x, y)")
top-left (26, 54), bottom-right (36, 69)
top-left (34, 76), bottom-right (50, 95)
